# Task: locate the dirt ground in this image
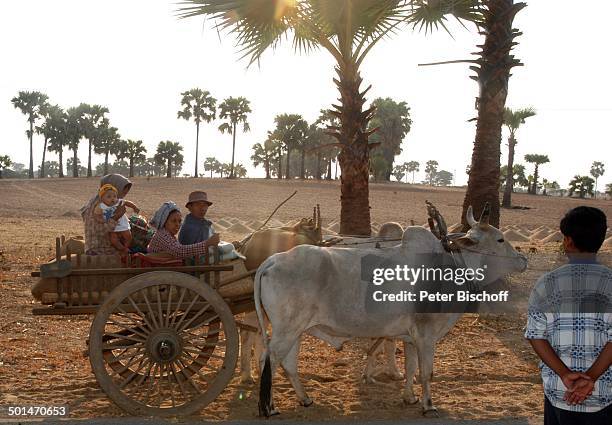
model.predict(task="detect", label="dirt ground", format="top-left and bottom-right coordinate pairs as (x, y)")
top-left (0, 177), bottom-right (610, 422)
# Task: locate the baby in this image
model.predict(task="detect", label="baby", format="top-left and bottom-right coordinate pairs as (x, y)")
top-left (95, 184), bottom-right (140, 255)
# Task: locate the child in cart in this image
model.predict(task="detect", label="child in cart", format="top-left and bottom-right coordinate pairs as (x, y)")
top-left (95, 184), bottom-right (140, 255)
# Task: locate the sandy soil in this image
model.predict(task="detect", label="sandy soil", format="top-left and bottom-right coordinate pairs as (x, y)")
top-left (0, 177), bottom-right (610, 422)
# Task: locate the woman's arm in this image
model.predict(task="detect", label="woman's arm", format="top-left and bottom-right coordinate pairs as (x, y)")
top-left (150, 230), bottom-right (211, 259)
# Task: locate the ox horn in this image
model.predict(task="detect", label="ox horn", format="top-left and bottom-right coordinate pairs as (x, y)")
top-left (317, 204), bottom-right (321, 230)
top-left (478, 202), bottom-right (491, 225)
top-left (466, 206), bottom-right (478, 227)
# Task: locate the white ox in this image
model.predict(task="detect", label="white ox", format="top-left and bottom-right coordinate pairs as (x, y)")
top-left (254, 207), bottom-right (527, 416)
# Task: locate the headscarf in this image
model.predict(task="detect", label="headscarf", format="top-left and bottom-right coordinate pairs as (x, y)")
top-left (80, 174), bottom-right (132, 217)
top-left (99, 184), bottom-right (118, 198)
top-left (150, 201), bottom-right (180, 230)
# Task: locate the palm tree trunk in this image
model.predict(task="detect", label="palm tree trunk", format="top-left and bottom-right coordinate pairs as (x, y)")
top-left (326, 158), bottom-right (332, 180)
top-left (28, 120), bottom-right (34, 178)
top-left (194, 122), bottom-right (200, 177)
top-left (316, 153), bottom-right (322, 180)
top-left (73, 148), bottom-right (79, 178)
top-left (461, 0), bottom-right (525, 230)
top-left (210, 169), bottom-right (213, 178)
top-left (501, 134), bottom-right (516, 207)
top-left (129, 157), bottom-right (134, 178)
top-left (285, 148), bottom-right (291, 179)
top-left (40, 137), bottom-right (48, 178)
top-left (277, 148), bottom-right (283, 179)
top-left (167, 157), bottom-right (172, 178)
top-left (87, 140), bottom-right (92, 177)
top-left (533, 164), bottom-right (539, 194)
top-left (300, 149), bottom-right (306, 179)
top-left (265, 157), bottom-right (270, 179)
top-left (230, 123), bottom-right (237, 178)
top-left (58, 148), bottom-right (64, 178)
top-left (104, 151), bottom-right (109, 175)
top-left (334, 65), bottom-right (373, 236)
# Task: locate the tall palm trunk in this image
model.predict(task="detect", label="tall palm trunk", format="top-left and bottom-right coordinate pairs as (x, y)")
top-left (40, 136), bottom-right (48, 178)
top-left (72, 148), bottom-right (79, 177)
top-left (461, 0), bottom-right (525, 230)
top-left (229, 123), bottom-right (237, 178)
top-left (326, 158), bottom-right (332, 180)
top-left (285, 148), bottom-right (291, 179)
top-left (129, 157), bottom-right (134, 178)
top-left (300, 149), bottom-right (306, 179)
top-left (501, 133), bottom-right (516, 207)
top-left (28, 120), bottom-right (34, 178)
top-left (167, 157), bottom-right (172, 178)
top-left (104, 151), bottom-right (110, 175)
top-left (87, 140), bottom-right (93, 177)
top-left (265, 156), bottom-right (270, 179)
top-left (277, 147), bottom-right (283, 179)
top-left (316, 153), bottom-right (322, 180)
top-left (532, 164), bottom-right (539, 194)
top-left (58, 148), bottom-right (64, 178)
top-left (194, 121), bottom-right (200, 177)
top-left (335, 65), bottom-right (374, 236)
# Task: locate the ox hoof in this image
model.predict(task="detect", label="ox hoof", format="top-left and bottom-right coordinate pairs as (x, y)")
top-left (422, 407), bottom-right (439, 418)
top-left (402, 394), bottom-right (419, 405)
top-left (239, 375), bottom-right (255, 385)
top-left (301, 397), bottom-right (314, 407)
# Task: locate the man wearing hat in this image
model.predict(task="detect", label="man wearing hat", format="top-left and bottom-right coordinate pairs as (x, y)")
top-left (178, 191), bottom-right (220, 246)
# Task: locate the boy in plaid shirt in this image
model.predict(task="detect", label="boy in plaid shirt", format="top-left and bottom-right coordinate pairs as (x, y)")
top-left (525, 206), bottom-right (611, 424)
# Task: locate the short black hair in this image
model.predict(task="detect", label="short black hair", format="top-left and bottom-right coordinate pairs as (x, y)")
top-left (560, 206), bottom-right (607, 253)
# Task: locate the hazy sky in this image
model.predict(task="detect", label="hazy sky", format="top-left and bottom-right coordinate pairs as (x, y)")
top-left (1, 1), bottom-right (610, 187)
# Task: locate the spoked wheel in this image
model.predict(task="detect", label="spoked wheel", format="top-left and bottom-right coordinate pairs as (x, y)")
top-left (89, 271), bottom-right (239, 416)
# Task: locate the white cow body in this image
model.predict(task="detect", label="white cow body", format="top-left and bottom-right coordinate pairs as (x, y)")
top-left (255, 210), bottom-right (527, 416)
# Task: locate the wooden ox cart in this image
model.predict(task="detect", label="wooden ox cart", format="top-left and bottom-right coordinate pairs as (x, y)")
top-left (30, 236), bottom-right (257, 417)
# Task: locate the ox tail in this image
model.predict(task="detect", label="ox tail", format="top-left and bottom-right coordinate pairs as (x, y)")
top-left (254, 258), bottom-right (274, 417)
top-left (258, 353), bottom-right (272, 417)
top-left (254, 258), bottom-right (273, 352)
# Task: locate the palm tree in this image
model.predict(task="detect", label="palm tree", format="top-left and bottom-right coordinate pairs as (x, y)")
top-left (217, 97), bottom-right (251, 178)
top-left (155, 141), bottom-right (184, 178)
top-left (524, 154), bottom-right (549, 194)
top-left (234, 163), bottom-right (248, 178)
top-left (45, 107), bottom-right (68, 178)
top-left (392, 164), bottom-right (406, 182)
top-left (460, 0), bottom-right (527, 229)
top-left (179, 0), bottom-right (478, 235)
top-left (36, 104), bottom-right (64, 178)
top-left (590, 161), bottom-right (605, 198)
top-left (272, 114), bottom-right (308, 180)
top-left (116, 139), bottom-right (147, 178)
top-left (80, 104), bottom-right (110, 177)
top-left (0, 155), bottom-right (12, 179)
top-left (405, 160), bottom-right (419, 183)
top-left (93, 121), bottom-right (121, 175)
top-left (178, 88), bottom-right (217, 177)
top-left (251, 140), bottom-right (275, 179)
top-left (11, 91), bottom-right (49, 178)
top-left (203, 157), bottom-right (220, 178)
top-left (425, 160), bottom-right (438, 186)
top-left (501, 106), bottom-right (535, 207)
top-left (368, 97), bottom-right (412, 181)
top-left (605, 183), bottom-right (612, 197)
top-left (314, 109), bottom-right (340, 181)
top-left (65, 106), bottom-right (86, 178)
top-left (568, 175), bottom-right (595, 199)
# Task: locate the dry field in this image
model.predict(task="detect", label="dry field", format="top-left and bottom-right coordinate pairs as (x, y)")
top-left (0, 177), bottom-right (610, 422)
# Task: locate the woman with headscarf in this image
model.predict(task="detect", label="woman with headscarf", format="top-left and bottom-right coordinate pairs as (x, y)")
top-left (148, 201), bottom-right (219, 258)
top-left (80, 174), bottom-right (132, 255)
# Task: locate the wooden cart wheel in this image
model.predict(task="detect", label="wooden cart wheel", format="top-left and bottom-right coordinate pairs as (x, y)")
top-left (89, 271), bottom-right (239, 417)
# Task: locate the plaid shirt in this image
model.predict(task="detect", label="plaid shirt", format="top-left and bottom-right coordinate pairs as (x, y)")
top-left (148, 228), bottom-right (209, 259)
top-left (525, 261), bottom-right (612, 412)
top-left (83, 202), bottom-right (119, 255)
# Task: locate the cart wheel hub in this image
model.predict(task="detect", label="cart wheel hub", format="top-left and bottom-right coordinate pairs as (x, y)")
top-left (146, 329), bottom-right (182, 363)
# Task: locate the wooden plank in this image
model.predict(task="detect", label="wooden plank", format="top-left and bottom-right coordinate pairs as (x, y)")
top-left (32, 264), bottom-right (233, 278)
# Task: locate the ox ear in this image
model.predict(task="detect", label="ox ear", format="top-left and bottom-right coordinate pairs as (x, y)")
top-left (466, 206), bottom-right (478, 228)
top-left (455, 234), bottom-right (479, 247)
top-left (479, 202), bottom-right (491, 225)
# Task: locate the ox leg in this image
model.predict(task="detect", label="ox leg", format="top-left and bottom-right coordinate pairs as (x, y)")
top-left (363, 338), bottom-right (383, 384)
top-left (280, 338), bottom-right (312, 407)
top-left (416, 340), bottom-right (438, 417)
top-left (382, 339), bottom-right (403, 380)
top-left (239, 312), bottom-right (263, 384)
top-left (402, 340), bottom-right (419, 405)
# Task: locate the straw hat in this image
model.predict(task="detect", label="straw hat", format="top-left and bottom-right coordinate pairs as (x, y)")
top-left (186, 191), bottom-right (213, 207)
